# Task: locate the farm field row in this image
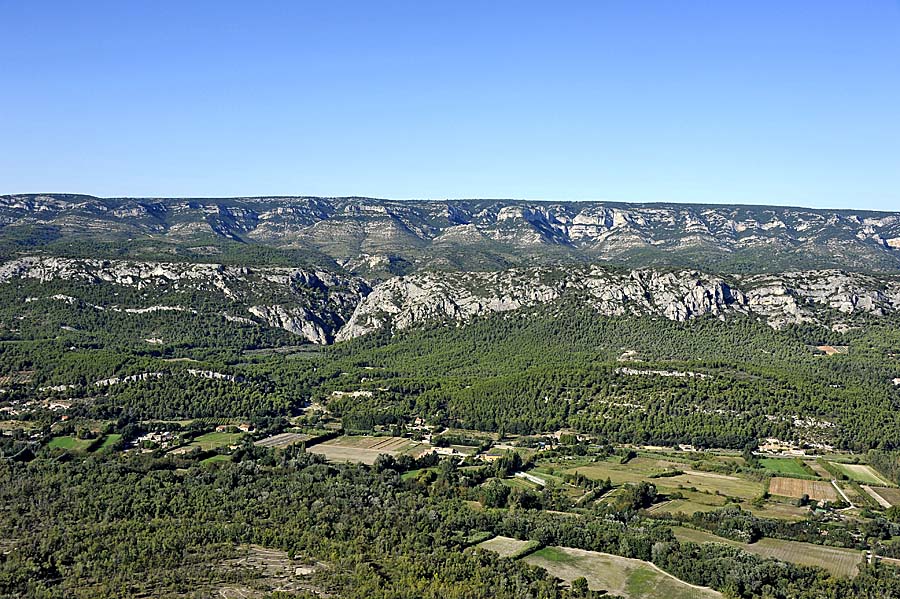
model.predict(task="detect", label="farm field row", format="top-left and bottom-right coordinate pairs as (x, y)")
top-left (672, 527), bottom-right (863, 578)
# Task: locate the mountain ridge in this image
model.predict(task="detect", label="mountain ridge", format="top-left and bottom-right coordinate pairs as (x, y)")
top-left (3, 193), bottom-right (900, 276)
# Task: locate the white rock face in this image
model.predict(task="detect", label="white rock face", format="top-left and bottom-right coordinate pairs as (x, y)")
top-left (248, 305), bottom-right (329, 345)
top-left (335, 267), bottom-right (900, 340)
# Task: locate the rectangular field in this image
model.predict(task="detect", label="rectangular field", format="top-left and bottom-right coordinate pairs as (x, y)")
top-left (758, 458), bottom-right (811, 477)
top-left (307, 436), bottom-right (426, 465)
top-left (829, 463), bottom-right (891, 486)
top-left (672, 527), bottom-right (862, 577)
top-left (769, 477), bottom-right (838, 502)
top-left (522, 546), bottom-right (721, 599)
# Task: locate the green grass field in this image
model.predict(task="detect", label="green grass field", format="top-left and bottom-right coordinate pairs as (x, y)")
top-left (200, 454), bottom-right (232, 465)
top-left (47, 436), bottom-right (95, 452)
top-left (758, 458), bottom-right (812, 477)
top-left (189, 431), bottom-right (243, 451)
top-left (93, 433), bottom-right (122, 451)
top-left (522, 546), bottom-right (721, 599)
top-left (672, 527), bottom-right (862, 577)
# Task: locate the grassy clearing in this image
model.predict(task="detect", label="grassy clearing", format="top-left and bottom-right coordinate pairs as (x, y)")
top-left (522, 546), bottom-right (721, 599)
top-left (47, 436), bottom-right (94, 452)
top-left (769, 477), bottom-right (838, 502)
top-left (476, 536), bottom-right (536, 558)
top-left (829, 463), bottom-right (892, 486)
top-left (758, 458), bottom-right (812, 477)
top-left (672, 527), bottom-right (862, 577)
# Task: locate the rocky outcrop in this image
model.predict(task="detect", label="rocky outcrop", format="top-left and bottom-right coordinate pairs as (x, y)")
top-left (336, 267), bottom-right (747, 341)
top-left (739, 271), bottom-right (900, 328)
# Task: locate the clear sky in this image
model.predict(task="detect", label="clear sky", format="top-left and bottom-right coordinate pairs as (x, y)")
top-left (1, 1), bottom-right (899, 209)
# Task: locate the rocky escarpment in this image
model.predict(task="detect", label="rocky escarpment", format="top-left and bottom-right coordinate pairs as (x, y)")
top-left (0, 257), bottom-right (369, 344)
top-left (336, 268), bottom-right (900, 340)
top-left (3, 256), bottom-right (899, 344)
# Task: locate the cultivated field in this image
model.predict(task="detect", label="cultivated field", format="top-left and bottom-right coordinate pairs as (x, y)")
top-left (829, 463), bottom-right (891, 486)
top-left (672, 527), bottom-right (862, 577)
top-left (522, 546), bottom-right (721, 599)
top-left (254, 432), bottom-right (315, 449)
top-left (308, 435), bottom-right (426, 465)
top-left (862, 486), bottom-right (900, 508)
top-left (769, 477), bottom-right (838, 502)
top-left (476, 536), bottom-right (536, 558)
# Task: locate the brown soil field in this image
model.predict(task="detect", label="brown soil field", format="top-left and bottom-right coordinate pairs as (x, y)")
top-left (769, 477), bottom-right (838, 502)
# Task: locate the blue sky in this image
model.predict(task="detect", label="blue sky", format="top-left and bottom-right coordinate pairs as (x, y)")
top-left (1, 1), bottom-right (899, 209)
